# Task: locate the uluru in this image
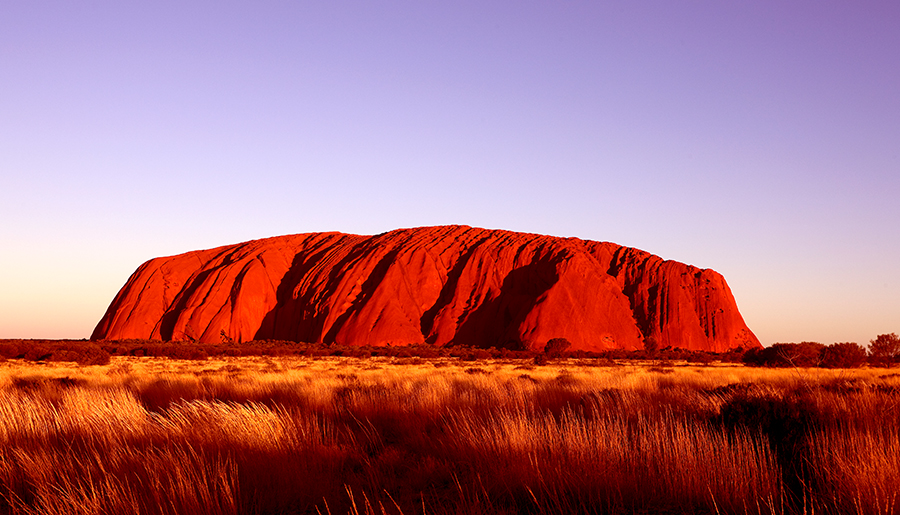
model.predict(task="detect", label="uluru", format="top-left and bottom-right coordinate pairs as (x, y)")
top-left (92, 226), bottom-right (760, 352)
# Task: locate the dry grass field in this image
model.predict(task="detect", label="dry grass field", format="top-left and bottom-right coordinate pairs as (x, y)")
top-left (0, 356), bottom-right (897, 514)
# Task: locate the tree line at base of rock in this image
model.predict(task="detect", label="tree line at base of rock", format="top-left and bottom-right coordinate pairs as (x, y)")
top-left (741, 334), bottom-right (900, 368)
top-left (0, 333), bottom-right (897, 368)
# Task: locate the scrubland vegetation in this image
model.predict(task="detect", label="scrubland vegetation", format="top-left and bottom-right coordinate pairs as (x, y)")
top-left (3, 333), bottom-right (897, 368)
top-left (0, 354), bottom-right (897, 515)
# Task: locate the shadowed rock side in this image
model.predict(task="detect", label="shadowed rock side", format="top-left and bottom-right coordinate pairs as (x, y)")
top-left (92, 226), bottom-right (761, 352)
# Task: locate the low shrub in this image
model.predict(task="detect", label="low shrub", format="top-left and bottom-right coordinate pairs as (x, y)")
top-left (744, 342), bottom-right (825, 367)
top-left (820, 342), bottom-right (867, 368)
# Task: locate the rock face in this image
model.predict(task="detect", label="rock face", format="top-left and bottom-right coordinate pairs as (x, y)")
top-left (92, 226), bottom-right (760, 352)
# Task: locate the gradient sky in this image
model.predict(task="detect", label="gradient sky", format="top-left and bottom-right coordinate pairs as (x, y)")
top-left (1, 1), bottom-right (898, 346)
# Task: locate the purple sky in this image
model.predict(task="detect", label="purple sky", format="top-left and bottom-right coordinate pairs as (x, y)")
top-left (2, 2), bottom-right (898, 346)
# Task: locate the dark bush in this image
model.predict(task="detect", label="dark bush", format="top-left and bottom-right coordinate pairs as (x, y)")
top-left (542, 338), bottom-right (572, 358)
top-left (0, 343), bottom-right (23, 359)
top-left (23, 345), bottom-right (53, 361)
top-left (718, 347), bottom-right (747, 363)
top-left (685, 351), bottom-right (715, 364)
top-left (743, 342), bottom-right (825, 367)
top-left (76, 346), bottom-right (111, 366)
top-left (820, 342), bottom-right (867, 368)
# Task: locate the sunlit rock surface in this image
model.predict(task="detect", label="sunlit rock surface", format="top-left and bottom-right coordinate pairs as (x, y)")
top-left (92, 226), bottom-right (760, 351)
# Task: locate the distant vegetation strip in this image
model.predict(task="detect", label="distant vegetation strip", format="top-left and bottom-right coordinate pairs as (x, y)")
top-left (0, 333), bottom-right (897, 368)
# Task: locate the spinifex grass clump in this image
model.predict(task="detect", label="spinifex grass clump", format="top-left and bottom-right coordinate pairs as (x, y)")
top-left (0, 358), bottom-right (896, 514)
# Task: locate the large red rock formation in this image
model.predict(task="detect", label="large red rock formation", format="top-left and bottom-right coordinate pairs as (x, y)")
top-left (92, 226), bottom-right (760, 352)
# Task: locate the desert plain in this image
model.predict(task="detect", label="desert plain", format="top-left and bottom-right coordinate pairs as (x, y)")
top-left (0, 353), bottom-right (896, 515)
